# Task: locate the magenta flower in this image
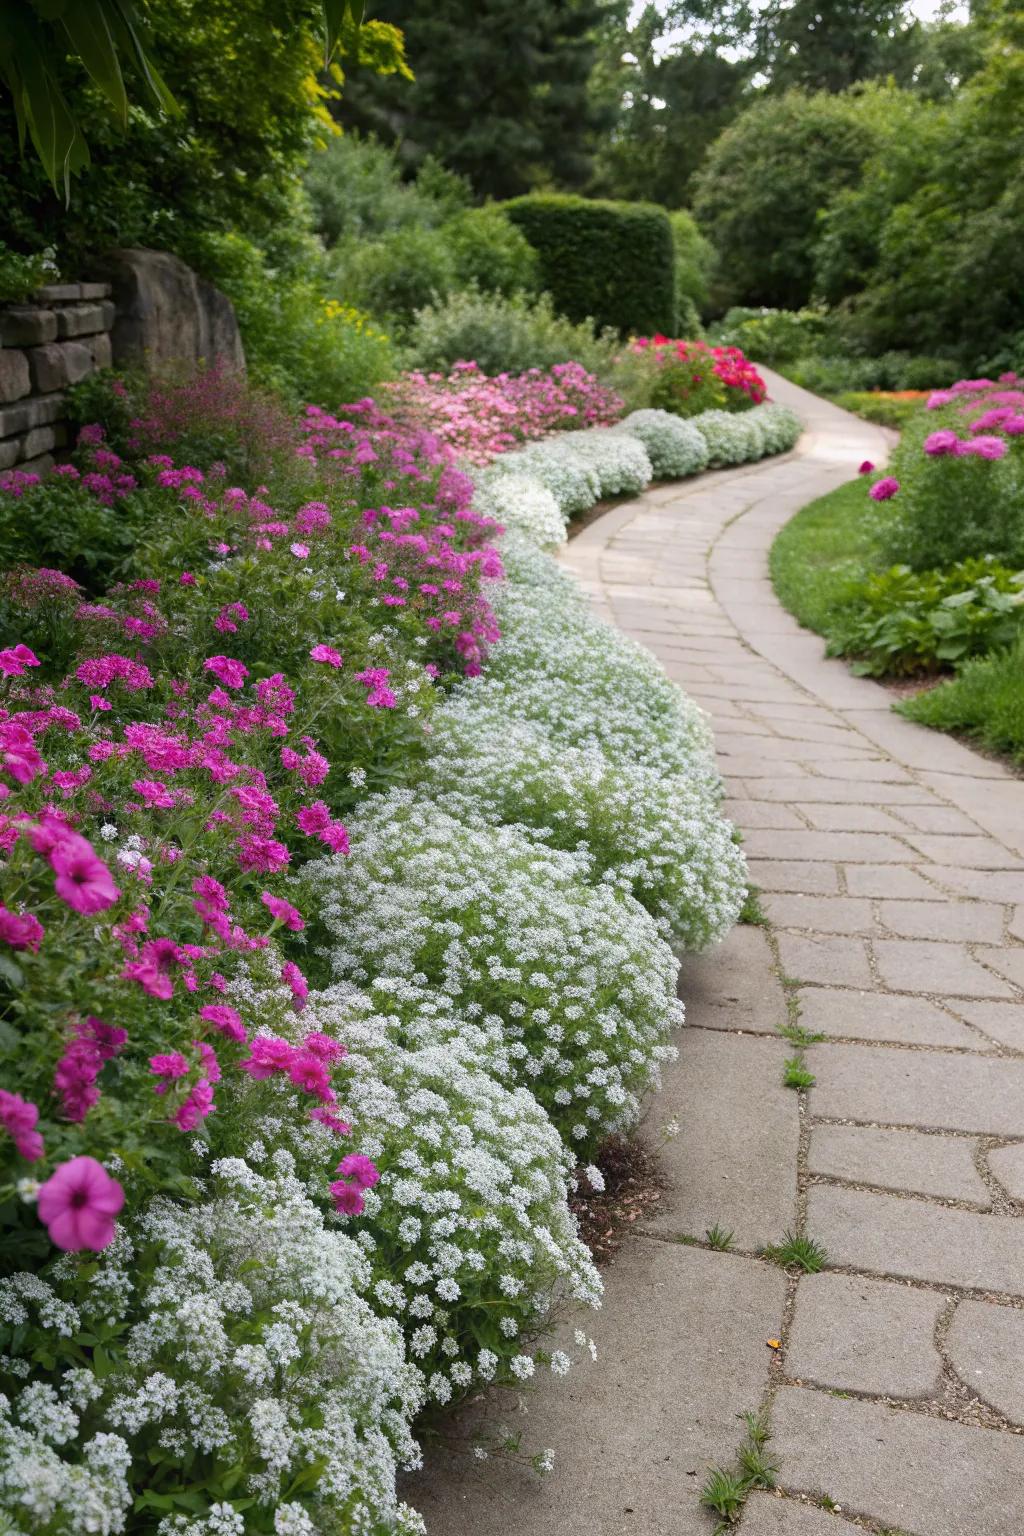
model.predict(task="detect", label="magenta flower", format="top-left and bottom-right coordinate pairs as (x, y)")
top-left (857, 461), bottom-right (874, 475)
top-left (236, 835), bottom-right (290, 874)
top-left (923, 430), bottom-right (959, 456)
top-left (310, 644), bottom-right (343, 668)
top-left (50, 835), bottom-right (120, 914)
top-left (335, 1152), bottom-right (380, 1190)
top-left (199, 1003), bottom-right (247, 1043)
top-left (959, 435), bottom-right (1008, 460)
top-left (281, 960), bottom-right (308, 1010)
top-left (150, 1052), bottom-right (190, 1086)
top-left (288, 1051), bottom-right (332, 1099)
top-left (1, 721), bottom-right (47, 784)
top-left (203, 655), bottom-right (249, 689)
top-left (174, 1077), bottom-right (215, 1131)
top-left (37, 1156), bottom-right (124, 1251)
top-left (0, 1089), bottom-right (44, 1161)
top-left (0, 903), bottom-right (44, 952)
top-left (329, 1179), bottom-right (366, 1216)
top-left (261, 891), bottom-right (304, 931)
top-left (869, 477), bottom-right (900, 502)
top-left (0, 643), bottom-right (40, 677)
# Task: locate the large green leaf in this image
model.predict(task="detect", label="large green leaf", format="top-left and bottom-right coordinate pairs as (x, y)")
top-left (60, 2), bottom-right (128, 123)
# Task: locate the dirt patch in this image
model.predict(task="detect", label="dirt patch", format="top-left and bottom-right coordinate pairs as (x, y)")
top-left (570, 1134), bottom-right (667, 1267)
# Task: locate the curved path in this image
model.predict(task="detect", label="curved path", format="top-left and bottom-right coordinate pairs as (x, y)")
top-left (412, 374), bottom-right (1024, 1535)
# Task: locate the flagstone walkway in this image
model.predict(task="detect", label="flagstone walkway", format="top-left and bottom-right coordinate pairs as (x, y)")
top-left (410, 374), bottom-right (1024, 1535)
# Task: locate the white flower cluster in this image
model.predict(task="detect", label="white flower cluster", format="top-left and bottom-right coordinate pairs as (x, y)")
top-left (481, 539), bottom-right (717, 780)
top-left (473, 402), bottom-right (801, 542)
top-left (614, 409), bottom-right (710, 479)
top-left (0, 1161), bottom-right (425, 1536)
top-left (424, 690), bottom-right (746, 947)
top-left (298, 988), bottom-right (601, 1395)
top-left (472, 470), bottom-right (568, 550)
top-left (304, 789), bottom-right (683, 1151)
top-left (689, 401), bottom-right (802, 468)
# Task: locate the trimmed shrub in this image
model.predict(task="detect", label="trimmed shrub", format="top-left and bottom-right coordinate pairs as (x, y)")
top-left (503, 194), bottom-right (676, 336)
top-left (403, 288), bottom-right (619, 377)
top-left (615, 409), bottom-right (710, 479)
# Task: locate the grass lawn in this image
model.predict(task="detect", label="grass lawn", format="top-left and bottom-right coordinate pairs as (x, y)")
top-left (898, 640), bottom-right (1024, 764)
top-left (768, 476), bottom-right (884, 640)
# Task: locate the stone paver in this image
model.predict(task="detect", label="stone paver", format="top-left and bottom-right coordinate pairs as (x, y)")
top-left (808, 1185), bottom-right (1024, 1295)
top-left (643, 1032), bottom-right (798, 1249)
top-left (425, 373), bottom-right (1024, 1535)
top-left (809, 1123), bottom-right (990, 1203)
top-left (808, 1042), bottom-right (1024, 1134)
top-left (678, 924), bottom-right (788, 1032)
top-left (872, 938), bottom-right (1016, 998)
top-left (407, 1244), bottom-right (786, 1535)
top-left (741, 1497), bottom-right (859, 1534)
top-left (797, 988), bottom-right (983, 1047)
top-left (877, 898), bottom-right (1006, 944)
top-left (950, 1000), bottom-right (1024, 1051)
top-left (777, 933), bottom-right (874, 989)
top-left (764, 895), bottom-right (874, 934)
top-left (946, 1300), bottom-right (1024, 1424)
top-left (786, 1271), bottom-right (943, 1396)
top-left (772, 1387), bottom-right (1024, 1536)
top-left (987, 1142), bottom-right (1024, 1201)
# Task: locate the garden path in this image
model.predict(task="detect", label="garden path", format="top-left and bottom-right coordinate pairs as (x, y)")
top-left (410, 374), bottom-right (1024, 1535)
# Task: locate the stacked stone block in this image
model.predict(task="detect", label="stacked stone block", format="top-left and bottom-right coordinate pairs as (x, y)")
top-left (0, 283), bottom-right (116, 474)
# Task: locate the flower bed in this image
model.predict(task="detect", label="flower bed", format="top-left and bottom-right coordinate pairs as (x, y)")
top-left (0, 359), bottom-right (787, 1533)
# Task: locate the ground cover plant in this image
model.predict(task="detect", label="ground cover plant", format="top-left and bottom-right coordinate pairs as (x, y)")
top-left (0, 353), bottom-right (776, 1532)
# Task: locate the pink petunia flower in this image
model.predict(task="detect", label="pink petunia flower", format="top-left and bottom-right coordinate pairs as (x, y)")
top-left (335, 1152), bottom-right (380, 1189)
top-left (329, 1179), bottom-right (366, 1216)
top-left (37, 1156), bottom-right (124, 1251)
top-left (0, 903), bottom-right (44, 952)
top-left (869, 477), bottom-right (900, 502)
top-left (199, 1003), bottom-right (247, 1043)
top-left (0, 1089), bottom-right (44, 1161)
top-left (203, 655), bottom-right (249, 690)
top-left (50, 835), bottom-right (120, 914)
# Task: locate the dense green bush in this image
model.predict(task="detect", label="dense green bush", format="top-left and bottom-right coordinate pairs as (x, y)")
top-left (403, 288), bottom-right (619, 376)
top-left (445, 204), bottom-right (541, 297)
top-left (784, 352), bottom-right (960, 395)
top-left (669, 210), bottom-right (716, 328)
top-left (503, 194), bottom-right (676, 336)
top-left (711, 307), bottom-right (831, 365)
top-left (693, 91), bottom-right (879, 311)
top-left (187, 230), bottom-right (395, 406)
top-left (305, 132), bottom-right (470, 246)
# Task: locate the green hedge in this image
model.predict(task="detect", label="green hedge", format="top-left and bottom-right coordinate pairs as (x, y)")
top-left (503, 194), bottom-right (675, 337)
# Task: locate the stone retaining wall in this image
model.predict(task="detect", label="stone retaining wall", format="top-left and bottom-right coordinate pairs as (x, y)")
top-left (0, 283), bottom-right (116, 473)
top-left (0, 250), bottom-right (245, 478)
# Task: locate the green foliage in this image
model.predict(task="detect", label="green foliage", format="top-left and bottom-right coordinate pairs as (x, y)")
top-left (504, 194), bottom-right (676, 336)
top-left (0, 475), bottom-right (159, 590)
top-left (835, 391), bottom-right (929, 430)
top-left (0, 238), bottom-right (54, 301)
top-left (336, 0), bottom-right (610, 199)
top-left (753, 0), bottom-right (921, 94)
top-left (899, 635), bottom-right (1024, 763)
top-left (763, 1231), bottom-right (828, 1272)
top-left (783, 1054), bottom-right (816, 1089)
top-left (711, 307), bottom-right (831, 366)
top-left (783, 352), bottom-right (960, 395)
top-left (444, 205), bottom-right (540, 299)
top-left (669, 209), bottom-right (715, 325)
top-left (403, 287), bottom-right (619, 377)
top-left (332, 224), bottom-right (457, 333)
top-left (188, 229), bottom-right (394, 407)
top-left (588, 6), bottom-right (754, 207)
top-left (304, 131), bottom-right (469, 247)
top-left (833, 559), bottom-right (1024, 677)
top-left (694, 90), bottom-right (880, 311)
